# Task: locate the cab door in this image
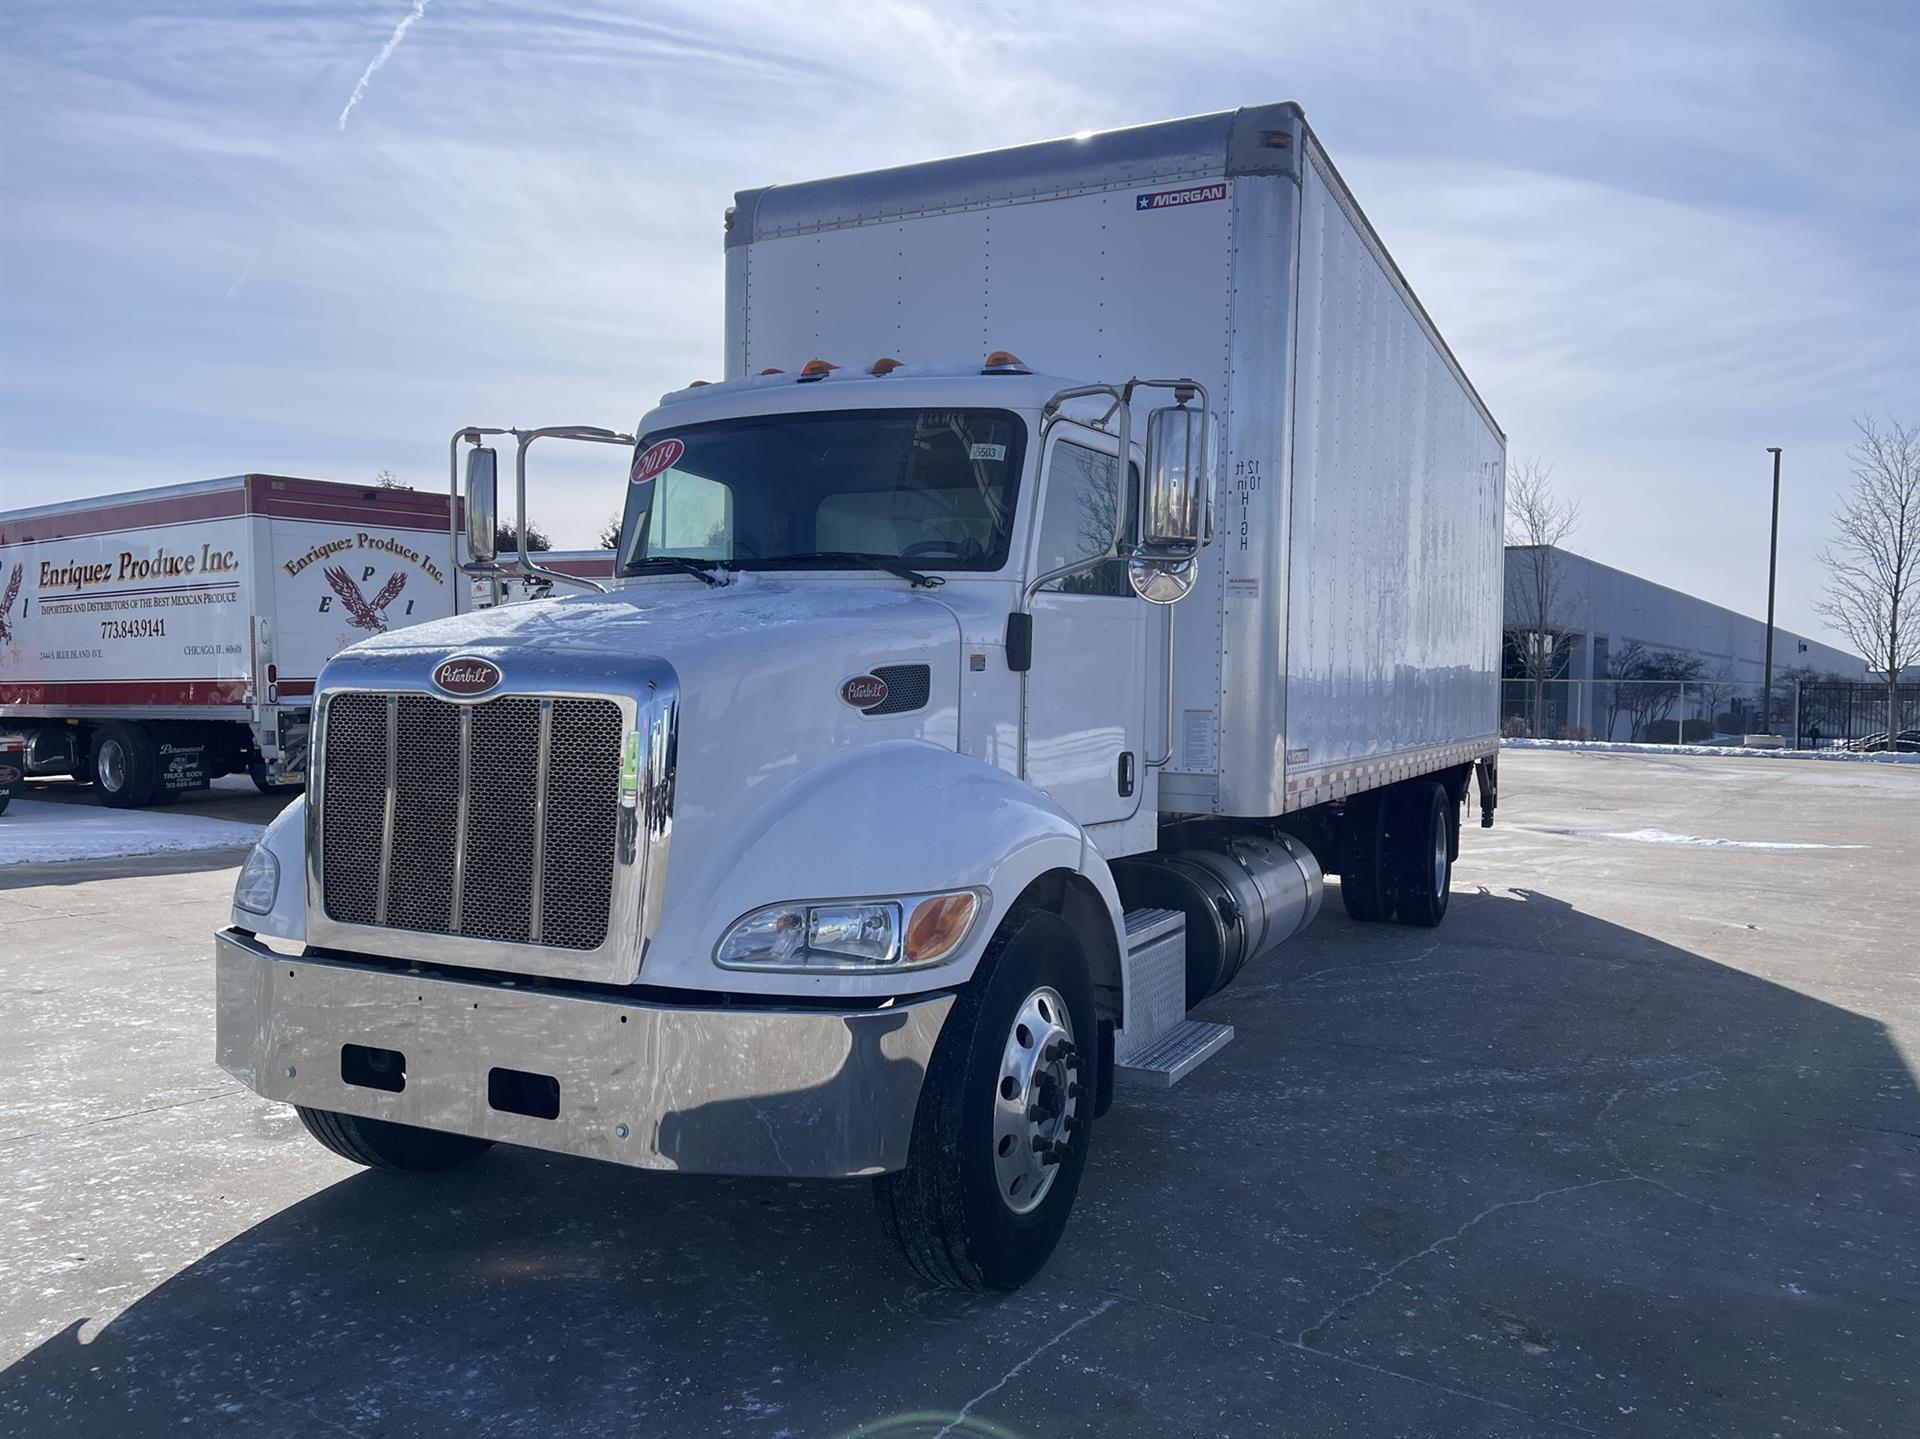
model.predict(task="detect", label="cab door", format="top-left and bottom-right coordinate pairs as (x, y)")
top-left (1022, 425), bottom-right (1147, 826)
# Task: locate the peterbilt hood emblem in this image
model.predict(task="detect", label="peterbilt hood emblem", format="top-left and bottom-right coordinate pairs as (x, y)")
top-left (839, 673), bottom-right (889, 710)
top-left (433, 655), bottom-right (503, 697)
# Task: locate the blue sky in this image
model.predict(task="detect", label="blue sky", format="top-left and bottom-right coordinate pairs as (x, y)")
top-left (2, 0), bottom-right (1915, 653)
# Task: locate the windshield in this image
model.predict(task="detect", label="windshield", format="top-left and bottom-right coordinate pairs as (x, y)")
top-left (615, 407), bottom-right (1027, 576)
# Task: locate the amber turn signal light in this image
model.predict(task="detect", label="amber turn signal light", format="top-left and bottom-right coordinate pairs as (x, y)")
top-left (905, 893), bottom-right (978, 963)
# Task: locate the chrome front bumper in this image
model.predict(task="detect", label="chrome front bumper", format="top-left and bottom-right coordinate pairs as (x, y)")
top-left (214, 929), bottom-right (954, 1177)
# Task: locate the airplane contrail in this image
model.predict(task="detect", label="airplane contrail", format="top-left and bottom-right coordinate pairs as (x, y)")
top-left (337, 0), bottom-right (431, 132)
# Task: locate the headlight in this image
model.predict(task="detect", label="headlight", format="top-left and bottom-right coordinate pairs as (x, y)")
top-left (232, 845), bottom-right (280, 916)
top-left (716, 891), bottom-right (981, 972)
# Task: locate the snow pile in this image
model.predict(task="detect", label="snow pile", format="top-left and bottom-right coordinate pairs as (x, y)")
top-left (0, 799), bottom-right (264, 868)
top-left (1502, 737), bottom-right (1920, 764)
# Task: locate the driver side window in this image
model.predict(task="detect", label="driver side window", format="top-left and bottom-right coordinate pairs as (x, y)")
top-left (1034, 441), bottom-right (1138, 597)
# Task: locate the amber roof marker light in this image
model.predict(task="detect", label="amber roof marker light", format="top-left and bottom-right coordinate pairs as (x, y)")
top-left (869, 357), bottom-right (905, 376)
top-left (982, 351), bottom-right (1031, 375)
top-left (797, 358), bottom-right (837, 382)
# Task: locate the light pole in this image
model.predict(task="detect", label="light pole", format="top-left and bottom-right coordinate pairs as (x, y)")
top-left (1764, 446), bottom-right (1782, 735)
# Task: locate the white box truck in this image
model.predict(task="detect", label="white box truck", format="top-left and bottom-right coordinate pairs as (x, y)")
top-left (215, 104), bottom-right (1505, 1290)
top-left (0, 475), bottom-right (460, 806)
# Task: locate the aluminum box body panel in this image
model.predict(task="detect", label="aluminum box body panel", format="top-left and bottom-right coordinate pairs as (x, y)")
top-left (1280, 146), bottom-right (1506, 799)
top-left (723, 106), bottom-right (1504, 817)
top-left (215, 930), bottom-right (953, 1177)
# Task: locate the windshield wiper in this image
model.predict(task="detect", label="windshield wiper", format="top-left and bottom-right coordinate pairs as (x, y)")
top-left (747, 552), bottom-right (945, 588)
top-left (629, 555), bottom-right (726, 587)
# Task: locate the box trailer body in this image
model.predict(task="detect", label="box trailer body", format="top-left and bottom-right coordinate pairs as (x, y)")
top-left (0, 474), bottom-right (459, 803)
top-left (213, 104), bottom-right (1506, 1292)
top-left (725, 103), bottom-right (1505, 817)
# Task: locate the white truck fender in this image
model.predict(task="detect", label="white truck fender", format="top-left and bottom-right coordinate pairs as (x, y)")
top-left (643, 738), bottom-right (1127, 1002)
top-left (231, 794), bottom-right (308, 942)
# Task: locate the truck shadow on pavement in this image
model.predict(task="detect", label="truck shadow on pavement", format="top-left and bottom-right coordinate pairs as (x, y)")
top-left (2, 887), bottom-right (1915, 1437)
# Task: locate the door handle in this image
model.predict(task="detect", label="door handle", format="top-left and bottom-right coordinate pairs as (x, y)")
top-left (1117, 751), bottom-right (1135, 798)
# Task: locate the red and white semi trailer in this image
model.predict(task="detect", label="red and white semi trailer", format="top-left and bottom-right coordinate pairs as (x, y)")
top-left (0, 474), bottom-right (459, 806)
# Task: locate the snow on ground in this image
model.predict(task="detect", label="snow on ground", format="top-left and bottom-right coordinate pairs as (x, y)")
top-left (1502, 738), bottom-right (1920, 764)
top-left (0, 799), bottom-right (263, 868)
top-left (1519, 825), bottom-right (1864, 851)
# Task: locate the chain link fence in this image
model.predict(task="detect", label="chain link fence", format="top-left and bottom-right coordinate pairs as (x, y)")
top-left (1501, 679), bottom-right (1920, 750)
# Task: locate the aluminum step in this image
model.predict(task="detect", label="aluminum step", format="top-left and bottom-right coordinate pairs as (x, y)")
top-left (1112, 906), bottom-right (1233, 1086)
top-left (1116, 1019), bottom-right (1235, 1088)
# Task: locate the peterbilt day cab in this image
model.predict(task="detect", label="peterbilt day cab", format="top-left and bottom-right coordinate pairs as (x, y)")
top-left (215, 104), bottom-right (1505, 1291)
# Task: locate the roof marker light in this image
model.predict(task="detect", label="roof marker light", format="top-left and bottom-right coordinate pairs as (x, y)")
top-left (982, 350), bottom-right (1030, 375)
top-left (758, 367), bottom-right (786, 376)
top-left (798, 358), bottom-right (837, 382)
top-left (869, 357), bottom-right (904, 376)
top-left (687, 380), bottom-right (711, 388)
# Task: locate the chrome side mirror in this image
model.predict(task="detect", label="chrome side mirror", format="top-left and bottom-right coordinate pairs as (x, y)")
top-left (464, 447), bottom-right (498, 563)
top-left (1131, 398), bottom-right (1211, 603)
top-left (1141, 402), bottom-right (1209, 551)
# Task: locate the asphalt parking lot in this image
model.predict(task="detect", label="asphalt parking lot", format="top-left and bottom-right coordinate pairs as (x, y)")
top-left (1, 748), bottom-right (1915, 1437)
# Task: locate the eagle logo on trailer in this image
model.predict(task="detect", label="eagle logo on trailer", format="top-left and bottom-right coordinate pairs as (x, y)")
top-left (323, 566), bottom-right (408, 632)
top-left (0, 564), bottom-right (20, 644)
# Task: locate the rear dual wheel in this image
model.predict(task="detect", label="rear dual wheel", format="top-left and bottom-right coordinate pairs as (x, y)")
top-left (91, 722), bottom-right (162, 809)
top-left (1341, 780), bottom-right (1455, 927)
top-left (875, 909), bottom-right (1095, 1292)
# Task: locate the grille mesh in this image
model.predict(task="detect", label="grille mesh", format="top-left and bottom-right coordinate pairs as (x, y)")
top-left (867, 663), bottom-right (931, 716)
top-left (318, 694), bottom-right (387, 926)
top-left (541, 701), bottom-right (624, 948)
top-left (320, 691), bottom-right (622, 952)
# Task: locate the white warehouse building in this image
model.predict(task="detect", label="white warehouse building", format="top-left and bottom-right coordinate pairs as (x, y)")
top-left (1503, 546), bottom-right (1865, 741)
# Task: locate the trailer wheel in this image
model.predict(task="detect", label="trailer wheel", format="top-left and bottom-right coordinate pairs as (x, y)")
top-left (248, 761), bottom-right (300, 796)
top-left (874, 908), bottom-right (1094, 1292)
top-left (91, 722), bottom-right (157, 809)
top-left (1339, 789), bottom-right (1394, 922)
top-left (1392, 781), bottom-right (1453, 928)
top-left (295, 1107), bottom-right (493, 1172)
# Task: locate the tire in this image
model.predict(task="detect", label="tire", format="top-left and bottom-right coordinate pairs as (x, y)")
top-left (874, 908), bottom-right (1096, 1292)
top-left (249, 761), bottom-right (300, 796)
top-left (295, 1106), bottom-right (493, 1172)
top-left (91, 722), bottom-right (156, 809)
top-left (1339, 789), bottom-right (1393, 922)
top-left (1392, 781), bottom-right (1453, 928)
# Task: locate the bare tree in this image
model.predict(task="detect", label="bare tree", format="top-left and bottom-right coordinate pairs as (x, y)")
top-left (1504, 458), bottom-right (1581, 736)
top-left (1815, 416), bottom-right (1919, 748)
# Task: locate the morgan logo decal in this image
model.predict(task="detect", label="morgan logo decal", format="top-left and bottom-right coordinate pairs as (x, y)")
top-left (0, 764), bottom-right (19, 785)
top-left (433, 656), bottom-right (503, 697)
top-left (323, 565), bottom-right (408, 633)
top-left (630, 438), bottom-right (685, 486)
top-left (0, 564), bottom-right (21, 644)
top-left (839, 673), bottom-right (889, 710)
top-left (1135, 182), bottom-right (1227, 212)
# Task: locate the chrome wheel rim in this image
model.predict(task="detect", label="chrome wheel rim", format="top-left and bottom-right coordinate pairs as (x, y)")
top-left (1431, 806), bottom-right (1449, 897)
top-left (98, 739), bottom-right (127, 793)
top-left (990, 985), bottom-right (1081, 1215)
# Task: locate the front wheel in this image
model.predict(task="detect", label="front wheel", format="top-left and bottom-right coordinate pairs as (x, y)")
top-left (874, 909), bottom-right (1095, 1292)
top-left (296, 1107), bottom-right (493, 1172)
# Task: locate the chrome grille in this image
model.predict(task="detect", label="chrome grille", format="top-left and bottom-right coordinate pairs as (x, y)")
top-left (320, 691), bottom-right (623, 951)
